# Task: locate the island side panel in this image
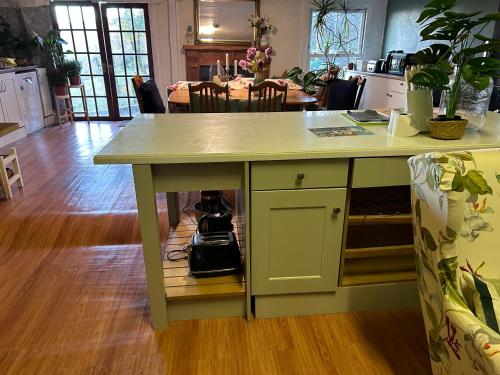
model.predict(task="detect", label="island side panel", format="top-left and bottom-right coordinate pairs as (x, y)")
top-left (132, 164), bottom-right (168, 329)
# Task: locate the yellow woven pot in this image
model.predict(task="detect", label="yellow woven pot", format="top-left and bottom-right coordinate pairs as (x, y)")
top-left (428, 118), bottom-right (468, 140)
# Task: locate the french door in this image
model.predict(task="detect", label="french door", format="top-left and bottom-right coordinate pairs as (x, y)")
top-left (52, 2), bottom-right (154, 120)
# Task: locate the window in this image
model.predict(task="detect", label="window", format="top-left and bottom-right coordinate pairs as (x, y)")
top-left (308, 9), bottom-right (366, 71)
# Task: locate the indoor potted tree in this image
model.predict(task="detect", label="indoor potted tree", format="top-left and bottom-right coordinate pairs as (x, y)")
top-left (409, 0), bottom-right (500, 140)
top-left (63, 60), bottom-right (82, 85)
top-left (47, 65), bottom-right (69, 96)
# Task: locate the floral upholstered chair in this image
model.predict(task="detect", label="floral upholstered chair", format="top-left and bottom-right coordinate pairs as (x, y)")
top-left (409, 149), bottom-right (500, 375)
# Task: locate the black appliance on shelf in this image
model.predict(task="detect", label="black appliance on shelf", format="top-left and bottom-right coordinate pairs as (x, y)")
top-left (187, 191), bottom-right (242, 277)
top-left (189, 231), bottom-right (242, 277)
top-left (385, 50), bottom-right (415, 76)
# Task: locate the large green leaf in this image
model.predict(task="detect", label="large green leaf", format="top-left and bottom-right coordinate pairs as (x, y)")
top-left (421, 227), bottom-right (438, 251)
top-left (410, 67), bottom-right (450, 90)
top-left (414, 44), bottom-right (451, 64)
top-left (478, 12), bottom-right (500, 22)
top-left (467, 57), bottom-right (500, 74)
top-left (462, 65), bottom-right (492, 91)
top-left (462, 170), bottom-right (493, 195)
top-left (417, 0), bottom-right (456, 23)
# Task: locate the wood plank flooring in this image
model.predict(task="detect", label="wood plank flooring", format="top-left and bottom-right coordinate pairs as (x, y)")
top-left (0, 122), bottom-right (431, 374)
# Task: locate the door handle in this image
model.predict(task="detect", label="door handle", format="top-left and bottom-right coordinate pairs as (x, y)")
top-left (332, 206), bottom-right (341, 217)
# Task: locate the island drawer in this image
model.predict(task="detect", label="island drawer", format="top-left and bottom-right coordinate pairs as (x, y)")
top-left (251, 159), bottom-right (348, 190)
top-left (351, 157), bottom-right (411, 188)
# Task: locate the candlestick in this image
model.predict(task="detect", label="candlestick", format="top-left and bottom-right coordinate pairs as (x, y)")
top-left (217, 60), bottom-right (221, 76)
top-left (234, 60), bottom-right (237, 77)
top-left (225, 54), bottom-right (229, 72)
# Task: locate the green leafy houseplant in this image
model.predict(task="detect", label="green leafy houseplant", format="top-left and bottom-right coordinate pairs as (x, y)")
top-left (32, 30), bottom-right (67, 70)
top-left (287, 67), bottom-right (326, 95)
top-left (311, 0), bottom-right (361, 75)
top-left (47, 66), bottom-right (69, 96)
top-left (410, 0), bottom-right (500, 131)
top-left (62, 60), bottom-right (82, 85)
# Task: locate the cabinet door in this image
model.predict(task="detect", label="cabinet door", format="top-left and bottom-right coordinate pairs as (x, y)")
top-left (251, 188), bottom-right (346, 295)
top-left (0, 77), bottom-right (22, 124)
top-left (387, 91), bottom-right (406, 109)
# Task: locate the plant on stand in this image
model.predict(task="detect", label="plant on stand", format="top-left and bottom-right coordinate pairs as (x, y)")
top-left (239, 47), bottom-right (272, 83)
top-left (63, 60), bottom-right (82, 86)
top-left (409, 0), bottom-right (500, 140)
top-left (311, 0), bottom-right (361, 78)
top-left (32, 30), bottom-right (66, 70)
top-left (47, 66), bottom-right (69, 96)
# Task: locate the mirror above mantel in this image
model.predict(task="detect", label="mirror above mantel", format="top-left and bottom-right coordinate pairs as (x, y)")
top-left (194, 0), bottom-right (260, 44)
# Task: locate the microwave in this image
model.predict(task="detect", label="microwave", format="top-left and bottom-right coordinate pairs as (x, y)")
top-left (387, 52), bottom-right (415, 76)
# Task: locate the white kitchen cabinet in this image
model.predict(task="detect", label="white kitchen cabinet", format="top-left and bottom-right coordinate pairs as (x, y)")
top-left (15, 71), bottom-right (44, 134)
top-left (346, 70), bottom-right (407, 109)
top-left (0, 72), bottom-right (23, 124)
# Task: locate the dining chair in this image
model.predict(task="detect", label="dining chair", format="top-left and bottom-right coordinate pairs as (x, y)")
top-left (131, 75), bottom-right (166, 114)
top-left (325, 76), bottom-right (366, 110)
top-left (247, 81), bottom-right (288, 112)
top-left (188, 81), bottom-right (230, 113)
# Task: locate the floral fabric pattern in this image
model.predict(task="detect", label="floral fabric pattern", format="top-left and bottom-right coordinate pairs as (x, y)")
top-left (409, 149), bottom-right (500, 375)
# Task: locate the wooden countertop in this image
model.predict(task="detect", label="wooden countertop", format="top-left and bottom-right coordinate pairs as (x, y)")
top-left (94, 111), bottom-right (500, 165)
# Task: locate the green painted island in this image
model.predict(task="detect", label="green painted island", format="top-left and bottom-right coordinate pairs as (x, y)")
top-left (94, 111), bottom-right (500, 329)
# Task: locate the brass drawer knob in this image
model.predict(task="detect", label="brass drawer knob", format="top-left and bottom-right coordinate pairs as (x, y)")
top-left (332, 206), bottom-right (341, 215)
top-left (296, 171), bottom-right (305, 180)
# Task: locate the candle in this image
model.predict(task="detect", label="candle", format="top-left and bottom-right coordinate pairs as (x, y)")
top-left (234, 60), bottom-right (238, 76)
top-left (225, 54), bottom-right (229, 74)
top-left (217, 60), bottom-right (221, 76)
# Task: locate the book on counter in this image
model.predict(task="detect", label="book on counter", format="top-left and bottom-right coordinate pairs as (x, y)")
top-left (341, 110), bottom-right (390, 126)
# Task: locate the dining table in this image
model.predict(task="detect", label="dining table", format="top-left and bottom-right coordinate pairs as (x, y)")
top-left (167, 77), bottom-right (318, 111)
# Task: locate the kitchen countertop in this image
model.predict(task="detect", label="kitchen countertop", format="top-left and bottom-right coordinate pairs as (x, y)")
top-left (347, 70), bottom-right (406, 81)
top-left (93, 111), bottom-right (500, 165)
top-left (0, 66), bottom-right (38, 74)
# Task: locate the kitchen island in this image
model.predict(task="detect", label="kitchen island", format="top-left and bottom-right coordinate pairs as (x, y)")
top-left (94, 111), bottom-right (500, 329)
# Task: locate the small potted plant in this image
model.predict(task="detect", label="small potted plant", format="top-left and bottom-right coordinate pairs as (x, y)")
top-left (63, 59), bottom-right (82, 85)
top-left (409, 0), bottom-right (500, 140)
top-left (47, 65), bottom-right (69, 96)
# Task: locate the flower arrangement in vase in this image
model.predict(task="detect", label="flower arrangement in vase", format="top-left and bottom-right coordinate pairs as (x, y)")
top-left (239, 47), bottom-right (272, 83)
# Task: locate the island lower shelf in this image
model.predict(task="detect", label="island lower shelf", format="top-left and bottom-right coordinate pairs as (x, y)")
top-left (162, 193), bottom-right (247, 321)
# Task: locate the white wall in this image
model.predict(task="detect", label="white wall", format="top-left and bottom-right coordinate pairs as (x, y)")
top-left (173, 0), bottom-right (388, 80)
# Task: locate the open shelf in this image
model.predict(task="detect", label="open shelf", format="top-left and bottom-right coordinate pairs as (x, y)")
top-left (344, 244), bottom-right (414, 259)
top-left (341, 271), bottom-right (416, 287)
top-left (348, 214), bottom-right (413, 225)
top-left (162, 198), bottom-right (246, 302)
top-left (340, 185), bottom-right (417, 287)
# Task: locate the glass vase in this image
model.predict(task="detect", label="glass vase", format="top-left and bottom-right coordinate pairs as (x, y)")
top-left (439, 78), bottom-right (493, 130)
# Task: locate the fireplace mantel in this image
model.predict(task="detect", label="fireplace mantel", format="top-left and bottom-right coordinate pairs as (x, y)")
top-left (183, 44), bottom-right (250, 81)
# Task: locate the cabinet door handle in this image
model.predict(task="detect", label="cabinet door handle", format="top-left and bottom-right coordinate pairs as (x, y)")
top-left (332, 206), bottom-right (341, 215)
top-left (296, 171), bottom-right (305, 180)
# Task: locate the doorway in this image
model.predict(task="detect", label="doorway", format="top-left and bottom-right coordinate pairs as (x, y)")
top-left (52, 2), bottom-right (154, 120)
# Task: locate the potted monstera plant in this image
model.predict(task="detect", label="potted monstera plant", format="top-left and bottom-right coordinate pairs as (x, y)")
top-left (410, 0), bottom-right (500, 140)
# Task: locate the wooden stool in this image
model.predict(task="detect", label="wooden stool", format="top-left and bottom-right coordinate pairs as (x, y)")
top-left (0, 147), bottom-right (23, 199)
top-left (69, 84), bottom-right (90, 123)
top-left (54, 92), bottom-right (74, 128)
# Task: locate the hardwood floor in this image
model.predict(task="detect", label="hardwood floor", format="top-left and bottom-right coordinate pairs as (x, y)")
top-left (0, 122), bottom-right (431, 374)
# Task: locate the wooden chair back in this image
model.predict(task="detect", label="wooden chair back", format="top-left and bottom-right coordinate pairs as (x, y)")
top-left (188, 82), bottom-right (230, 113)
top-left (349, 75), bottom-right (367, 110)
top-left (247, 81), bottom-right (288, 112)
top-left (131, 75), bottom-right (145, 113)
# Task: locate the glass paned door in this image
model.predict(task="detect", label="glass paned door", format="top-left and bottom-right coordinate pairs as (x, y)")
top-left (102, 4), bottom-right (154, 119)
top-left (53, 4), bottom-right (111, 118)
